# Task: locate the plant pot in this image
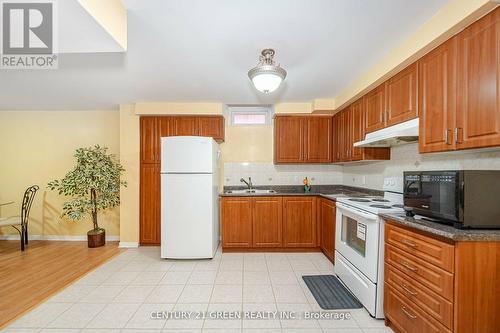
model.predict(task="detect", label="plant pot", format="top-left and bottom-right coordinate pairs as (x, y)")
top-left (87, 228), bottom-right (105, 248)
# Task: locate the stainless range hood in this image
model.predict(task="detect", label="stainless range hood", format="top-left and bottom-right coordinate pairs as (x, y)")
top-left (354, 118), bottom-right (419, 148)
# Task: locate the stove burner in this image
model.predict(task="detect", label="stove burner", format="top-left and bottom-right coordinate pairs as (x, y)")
top-left (371, 198), bottom-right (390, 202)
top-left (348, 198), bottom-right (371, 202)
top-left (370, 204), bottom-right (392, 209)
top-left (392, 204), bottom-right (404, 208)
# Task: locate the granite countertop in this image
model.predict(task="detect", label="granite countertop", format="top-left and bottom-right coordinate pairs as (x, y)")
top-left (380, 213), bottom-right (500, 242)
top-left (220, 185), bottom-right (383, 200)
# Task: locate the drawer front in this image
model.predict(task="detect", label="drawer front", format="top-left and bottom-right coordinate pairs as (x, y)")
top-left (386, 264), bottom-right (453, 329)
top-left (385, 284), bottom-right (452, 333)
top-left (385, 244), bottom-right (454, 301)
top-left (386, 222), bottom-right (455, 273)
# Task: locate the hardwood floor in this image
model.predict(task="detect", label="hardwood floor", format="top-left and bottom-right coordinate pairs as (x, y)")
top-left (0, 240), bottom-right (123, 329)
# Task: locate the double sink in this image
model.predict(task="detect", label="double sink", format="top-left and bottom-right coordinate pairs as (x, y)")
top-left (224, 189), bottom-right (276, 194)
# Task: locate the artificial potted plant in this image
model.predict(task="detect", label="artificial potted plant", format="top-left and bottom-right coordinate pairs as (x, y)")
top-left (48, 145), bottom-right (126, 248)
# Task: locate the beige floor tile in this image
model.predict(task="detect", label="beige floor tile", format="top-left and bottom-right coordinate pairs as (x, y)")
top-left (169, 262), bottom-right (197, 272)
top-left (145, 285), bottom-right (184, 303)
top-left (210, 285), bottom-right (243, 303)
top-left (243, 271), bottom-right (271, 285)
top-left (86, 303), bottom-right (140, 329)
top-left (243, 285), bottom-right (275, 303)
top-left (79, 285), bottom-right (126, 303)
top-left (215, 271), bottom-right (243, 285)
top-left (113, 285), bottom-right (155, 303)
top-left (10, 303), bottom-right (71, 328)
top-left (178, 285), bottom-right (214, 303)
top-left (269, 271), bottom-right (299, 285)
top-left (102, 272), bottom-right (141, 286)
top-left (130, 271), bottom-right (166, 285)
top-left (273, 285), bottom-right (308, 303)
top-left (243, 259), bottom-right (267, 272)
top-left (187, 271), bottom-right (217, 285)
top-left (159, 271), bottom-right (191, 285)
top-left (219, 260), bottom-right (243, 271)
top-left (47, 285), bottom-right (94, 303)
top-left (46, 303), bottom-right (106, 328)
top-left (125, 303), bottom-right (174, 329)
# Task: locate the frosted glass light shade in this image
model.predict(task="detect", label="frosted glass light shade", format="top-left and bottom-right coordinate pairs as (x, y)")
top-left (251, 73), bottom-right (283, 93)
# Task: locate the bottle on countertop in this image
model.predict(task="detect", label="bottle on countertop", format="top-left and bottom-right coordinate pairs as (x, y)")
top-left (303, 177), bottom-right (311, 193)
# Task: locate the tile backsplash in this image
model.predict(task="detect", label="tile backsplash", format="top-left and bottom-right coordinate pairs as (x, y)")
top-left (224, 162), bottom-right (343, 186)
top-left (343, 143), bottom-right (500, 190)
top-left (224, 144), bottom-right (500, 190)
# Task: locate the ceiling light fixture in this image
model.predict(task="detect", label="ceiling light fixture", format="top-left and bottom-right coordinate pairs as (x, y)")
top-left (248, 48), bottom-right (287, 94)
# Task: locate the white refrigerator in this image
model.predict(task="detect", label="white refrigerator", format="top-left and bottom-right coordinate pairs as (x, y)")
top-left (160, 136), bottom-right (220, 259)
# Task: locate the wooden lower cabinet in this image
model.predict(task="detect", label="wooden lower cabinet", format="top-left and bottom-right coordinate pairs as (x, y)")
top-left (221, 197), bottom-right (253, 248)
top-left (139, 164), bottom-right (161, 245)
top-left (319, 198), bottom-right (335, 262)
top-left (221, 196), bottom-right (323, 251)
top-left (252, 197), bottom-right (283, 247)
top-left (283, 197), bottom-right (317, 247)
top-left (384, 221), bottom-right (500, 333)
top-left (385, 284), bottom-right (452, 333)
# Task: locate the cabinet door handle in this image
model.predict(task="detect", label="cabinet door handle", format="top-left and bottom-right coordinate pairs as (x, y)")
top-left (401, 239), bottom-right (417, 248)
top-left (401, 261), bottom-right (418, 272)
top-left (401, 306), bottom-right (417, 319)
top-left (444, 129), bottom-right (451, 145)
top-left (401, 283), bottom-right (418, 296)
top-left (454, 127), bottom-right (463, 144)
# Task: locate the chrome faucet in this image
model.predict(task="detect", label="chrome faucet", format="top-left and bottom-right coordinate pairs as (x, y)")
top-left (240, 177), bottom-right (253, 190)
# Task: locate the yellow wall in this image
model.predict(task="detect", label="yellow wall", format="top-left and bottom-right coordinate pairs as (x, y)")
top-left (333, 0), bottom-right (496, 109)
top-left (0, 110), bottom-right (120, 238)
top-left (135, 102), bottom-right (223, 115)
top-left (275, 102), bottom-right (312, 114)
top-left (221, 125), bottom-right (273, 163)
top-left (119, 104), bottom-right (139, 245)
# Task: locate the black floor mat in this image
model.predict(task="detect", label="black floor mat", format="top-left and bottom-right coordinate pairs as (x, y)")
top-left (302, 275), bottom-right (363, 310)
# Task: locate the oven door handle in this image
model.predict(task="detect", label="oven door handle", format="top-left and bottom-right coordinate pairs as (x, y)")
top-left (336, 202), bottom-right (378, 221)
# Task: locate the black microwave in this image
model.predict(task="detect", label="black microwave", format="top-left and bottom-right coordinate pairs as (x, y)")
top-left (403, 170), bottom-right (500, 229)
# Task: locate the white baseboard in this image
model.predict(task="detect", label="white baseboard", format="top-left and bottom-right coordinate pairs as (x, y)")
top-left (119, 241), bottom-right (139, 248)
top-left (0, 235), bottom-right (120, 241)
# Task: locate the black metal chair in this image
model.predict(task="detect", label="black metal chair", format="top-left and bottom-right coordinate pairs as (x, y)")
top-left (0, 185), bottom-right (39, 251)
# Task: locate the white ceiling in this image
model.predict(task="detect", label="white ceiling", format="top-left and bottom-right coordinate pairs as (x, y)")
top-left (58, 0), bottom-right (124, 53)
top-left (0, 0), bottom-right (447, 110)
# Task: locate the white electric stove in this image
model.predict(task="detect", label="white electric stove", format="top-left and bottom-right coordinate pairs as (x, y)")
top-left (334, 178), bottom-right (405, 319)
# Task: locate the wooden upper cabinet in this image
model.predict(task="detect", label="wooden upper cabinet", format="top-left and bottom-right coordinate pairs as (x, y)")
top-left (252, 197), bottom-right (283, 247)
top-left (274, 115), bottom-right (334, 164)
top-left (386, 62), bottom-right (418, 126)
top-left (274, 116), bottom-right (305, 163)
top-left (283, 197), bottom-right (317, 247)
top-left (320, 198), bottom-right (336, 262)
top-left (199, 116), bottom-right (225, 142)
top-left (304, 116), bottom-right (333, 163)
top-left (158, 117), bottom-right (173, 137)
top-left (350, 98), bottom-right (365, 161)
top-left (364, 83), bottom-right (387, 133)
top-left (456, 8), bottom-right (500, 150)
top-left (221, 197), bottom-right (253, 248)
top-left (332, 113), bottom-right (341, 163)
top-left (419, 37), bottom-right (457, 153)
top-left (140, 163), bottom-right (161, 244)
top-left (172, 116), bottom-right (199, 136)
top-left (339, 109), bottom-right (351, 161)
top-left (140, 117), bottom-right (159, 163)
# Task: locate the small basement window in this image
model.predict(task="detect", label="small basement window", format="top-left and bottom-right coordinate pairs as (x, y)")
top-left (226, 105), bottom-right (273, 126)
